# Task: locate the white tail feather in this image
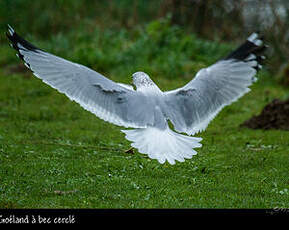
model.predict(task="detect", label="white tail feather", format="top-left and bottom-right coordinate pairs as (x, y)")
top-left (121, 127), bottom-right (202, 165)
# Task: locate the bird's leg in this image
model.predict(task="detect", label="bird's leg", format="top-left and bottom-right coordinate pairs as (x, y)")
top-left (125, 147), bottom-right (134, 154)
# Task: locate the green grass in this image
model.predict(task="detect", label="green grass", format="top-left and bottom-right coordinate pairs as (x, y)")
top-left (0, 19), bottom-right (289, 208)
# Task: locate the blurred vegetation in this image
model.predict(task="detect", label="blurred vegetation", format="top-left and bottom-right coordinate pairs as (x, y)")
top-left (1, 0), bottom-right (289, 82)
top-left (0, 0), bottom-right (235, 82)
top-left (0, 0), bottom-right (289, 79)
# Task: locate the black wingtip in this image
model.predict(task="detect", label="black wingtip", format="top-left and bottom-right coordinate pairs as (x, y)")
top-left (6, 25), bottom-right (40, 69)
top-left (6, 25), bottom-right (40, 54)
top-left (224, 32), bottom-right (267, 72)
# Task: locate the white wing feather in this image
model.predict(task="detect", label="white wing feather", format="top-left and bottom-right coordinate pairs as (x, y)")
top-left (164, 60), bottom-right (256, 135)
top-left (163, 33), bottom-right (266, 135)
top-left (7, 26), bottom-right (155, 128)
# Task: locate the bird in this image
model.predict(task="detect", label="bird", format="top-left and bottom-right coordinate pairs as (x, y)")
top-left (6, 25), bottom-right (266, 165)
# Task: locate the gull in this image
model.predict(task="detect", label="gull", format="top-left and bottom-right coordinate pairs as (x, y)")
top-left (6, 25), bottom-right (266, 165)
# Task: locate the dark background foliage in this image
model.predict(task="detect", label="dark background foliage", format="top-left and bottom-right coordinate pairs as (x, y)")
top-left (1, 0), bottom-right (289, 81)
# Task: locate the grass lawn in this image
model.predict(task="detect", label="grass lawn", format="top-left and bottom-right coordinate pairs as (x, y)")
top-left (0, 22), bottom-right (289, 208)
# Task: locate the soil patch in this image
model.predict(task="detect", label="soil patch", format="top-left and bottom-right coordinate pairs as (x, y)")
top-left (241, 98), bottom-right (289, 131)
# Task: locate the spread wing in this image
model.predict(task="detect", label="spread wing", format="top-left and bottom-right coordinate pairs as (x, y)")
top-left (6, 25), bottom-right (155, 128)
top-left (163, 33), bottom-right (267, 135)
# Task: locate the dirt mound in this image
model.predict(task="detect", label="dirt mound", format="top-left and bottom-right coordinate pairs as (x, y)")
top-left (241, 98), bottom-right (289, 131)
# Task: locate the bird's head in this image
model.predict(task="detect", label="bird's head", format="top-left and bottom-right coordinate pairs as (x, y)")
top-left (132, 71), bottom-right (155, 90)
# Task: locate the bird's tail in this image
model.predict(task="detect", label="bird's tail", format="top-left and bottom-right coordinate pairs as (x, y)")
top-left (121, 127), bottom-right (202, 165)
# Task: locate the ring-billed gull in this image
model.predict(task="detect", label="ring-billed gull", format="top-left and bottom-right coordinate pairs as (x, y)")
top-left (6, 25), bottom-right (266, 164)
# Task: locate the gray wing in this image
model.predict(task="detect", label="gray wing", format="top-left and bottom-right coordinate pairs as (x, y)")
top-left (163, 33), bottom-right (266, 135)
top-left (7, 26), bottom-right (154, 128)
